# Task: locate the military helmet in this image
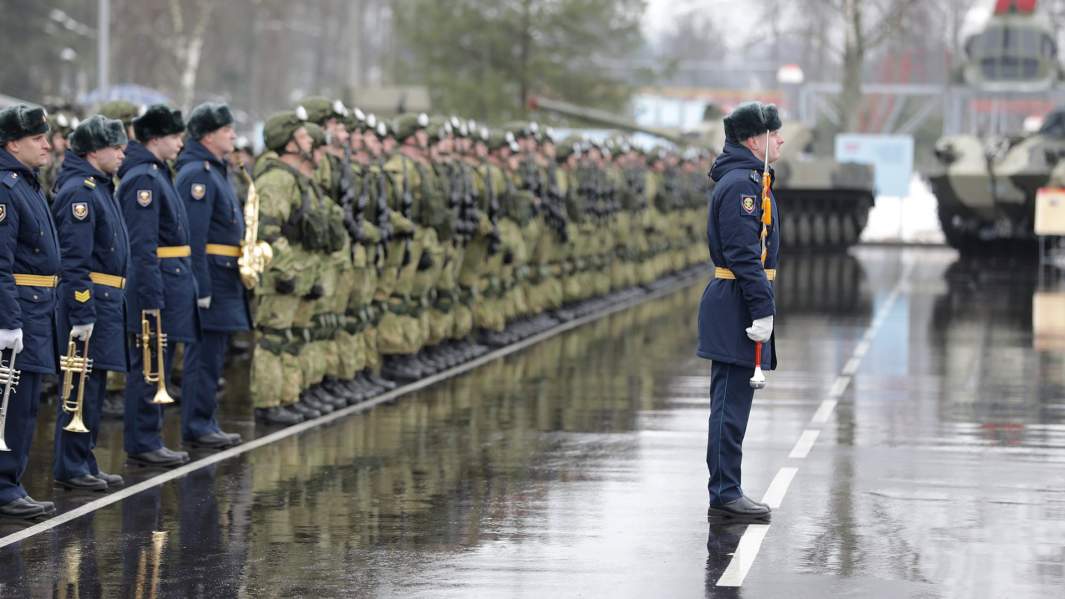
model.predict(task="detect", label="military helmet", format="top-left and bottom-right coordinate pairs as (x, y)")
top-left (48, 112), bottom-right (79, 138)
top-left (346, 107), bottom-right (367, 132)
top-left (262, 109), bottom-right (308, 152)
top-left (297, 96), bottom-right (348, 126)
top-left (96, 100), bottom-right (141, 127)
top-left (487, 129), bottom-right (519, 153)
top-left (555, 135), bottom-right (584, 161)
top-left (304, 122), bottom-right (327, 149)
top-left (427, 115), bottom-right (452, 144)
top-left (393, 112), bottom-right (429, 142)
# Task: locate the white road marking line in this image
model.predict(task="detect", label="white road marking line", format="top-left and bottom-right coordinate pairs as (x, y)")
top-left (841, 357), bottom-right (861, 376)
top-left (788, 429), bottom-right (821, 459)
top-left (760, 467), bottom-right (798, 509)
top-left (716, 524), bottom-right (771, 587)
top-left (0, 274), bottom-right (703, 550)
top-left (829, 375), bottom-right (851, 398)
top-left (810, 399), bottom-right (838, 424)
top-left (853, 339), bottom-right (870, 358)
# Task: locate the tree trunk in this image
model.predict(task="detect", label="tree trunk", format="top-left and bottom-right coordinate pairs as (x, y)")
top-left (837, 0), bottom-right (865, 132)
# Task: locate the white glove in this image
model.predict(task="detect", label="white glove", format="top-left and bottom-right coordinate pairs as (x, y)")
top-left (71, 323), bottom-right (94, 340)
top-left (0, 329), bottom-right (23, 354)
top-left (198, 296), bottom-right (212, 309)
top-left (746, 315), bottom-right (774, 343)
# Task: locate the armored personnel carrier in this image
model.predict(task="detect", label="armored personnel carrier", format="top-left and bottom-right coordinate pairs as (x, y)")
top-left (529, 96), bottom-right (875, 250)
top-left (926, 0), bottom-right (1064, 253)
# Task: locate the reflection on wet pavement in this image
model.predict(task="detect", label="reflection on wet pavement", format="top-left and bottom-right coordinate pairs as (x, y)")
top-left (1, 247), bottom-right (1064, 598)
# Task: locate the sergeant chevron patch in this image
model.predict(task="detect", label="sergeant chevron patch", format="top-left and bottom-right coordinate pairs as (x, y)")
top-left (137, 189), bottom-right (152, 207)
top-left (74, 289), bottom-right (91, 303)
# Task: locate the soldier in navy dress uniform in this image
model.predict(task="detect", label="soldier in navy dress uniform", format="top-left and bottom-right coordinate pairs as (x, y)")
top-left (117, 105), bottom-right (199, 468)
top-left (698, 102), bottom-right (783, 522)
top-left (0, 104), bottom-right (60, 519)
top-left (175, 103), bottom-right (248, 450)
top-left (51, 115), bottom-right (132, 491)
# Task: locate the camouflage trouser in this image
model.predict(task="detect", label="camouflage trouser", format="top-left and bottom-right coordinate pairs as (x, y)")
top-left (427, 241), bottom-right (462, 345)
top-left (251, 292), bottom-right (303, 409)
top-left (348, 243), bottom-right (379, 374)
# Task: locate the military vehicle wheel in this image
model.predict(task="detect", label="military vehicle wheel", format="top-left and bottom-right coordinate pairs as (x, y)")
top-left (826, 213), bottom-right (843, 247)
top-left (812, 213), bottom-right (828, 247)
top-left (797, 214), bottom-right (813, 247)
top-left (841, 214), bottom-right (859, 246)
top-left (782, 213), bottom-right (798, 247)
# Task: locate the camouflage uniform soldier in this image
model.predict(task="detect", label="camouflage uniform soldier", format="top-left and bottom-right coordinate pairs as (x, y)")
top-left (41, 111), bottom-right (78, 201)
top-left (380, 113), bottom-right (443, 381)
top-left (297, 122), bottom-right (349, 413)
top-left (250, 109), bottom-right (324, 425)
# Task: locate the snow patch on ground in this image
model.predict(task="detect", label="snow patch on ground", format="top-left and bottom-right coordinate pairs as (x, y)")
top-left (860, 175), bottom-right (946, 244)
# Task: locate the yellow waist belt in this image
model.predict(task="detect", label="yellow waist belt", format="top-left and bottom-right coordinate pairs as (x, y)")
top-left (714, 267), bottom-right (776, 281)
top-left (205, 243), bottom-right (241, 257)
top-left (156, 245), bottom-right (191, 258)
top-left (89, 272), bottom-right (126, 289)
top-left (13, 273), bottom-right (59, 287)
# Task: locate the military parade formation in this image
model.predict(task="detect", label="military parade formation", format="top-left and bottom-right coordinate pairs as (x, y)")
top-left (0, 95), bottom-right (716, 520)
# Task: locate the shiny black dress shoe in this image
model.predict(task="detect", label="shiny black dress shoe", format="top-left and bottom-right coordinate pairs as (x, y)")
top-left (55, 473), bottom-right (108, 492)
top-left (708, 496), bottom-right (771, 522)
top-left (0, 497), bottom-right (44, 519)
top-left (26, 497), bottom-right (56, 516)
top-left (128, 446), bottom-right (190, 468)
top-left (96, 471), bottom-right (124, 487)
top-left (257, 406), bottom-right (304, 425)
top-left (186, 430), bottom-right (241, 450)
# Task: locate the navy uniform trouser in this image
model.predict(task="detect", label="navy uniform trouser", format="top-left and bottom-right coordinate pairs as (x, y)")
top-left (707, 360), bottom-right (756, 506)
top-left (54, 368), bottom-right (107, 481)
top-left (124, 338), bottom-right (176, 455)
top-left (0, 372), bottom-right (42, 505)
top-left (181, 331), bottom-right (228, 440)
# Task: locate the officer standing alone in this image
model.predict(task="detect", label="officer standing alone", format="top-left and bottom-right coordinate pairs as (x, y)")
top-left (51, 115), bottom-right (131, 491)
top-left (698, 102), bottom-right (783, 522)
top-left (175, 102), bottom-right (247, 449)
top-left (0, 104), bottom-right (59, 519)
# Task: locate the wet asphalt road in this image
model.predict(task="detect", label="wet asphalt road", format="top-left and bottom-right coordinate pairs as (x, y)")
top-left (1, 246), bottom-right (1064, 598)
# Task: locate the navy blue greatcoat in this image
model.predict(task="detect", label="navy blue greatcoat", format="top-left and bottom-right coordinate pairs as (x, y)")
top-left (52, 150), bottom-right (130, 371)
top-left (0, 147), bottom-right (61, 504)
top-left (696, 141), bottom-right (780, 370)
top-left (175, 139), bottom-right (251, 333)
top-left (0, 148), bottom-right (61, 375)
top-left (116, 141), bottom-right (200, 342)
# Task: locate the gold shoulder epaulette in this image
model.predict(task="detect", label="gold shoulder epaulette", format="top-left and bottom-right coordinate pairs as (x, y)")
top-left (83, 178), bottom-right (96, 189)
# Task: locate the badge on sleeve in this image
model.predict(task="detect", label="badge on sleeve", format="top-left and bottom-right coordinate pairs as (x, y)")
top-left (72, 202), bottom-right (89, 220)
top-left (0, 204), bottom-right (6, 223)
top-left (74, 289), bottom-right (91, 303)
top-left (191, 183), bottom-right (206, 200)
top-left (137, 189), bottom-right (153, 207)
top-left (741, 195), bottom-right (756, 214)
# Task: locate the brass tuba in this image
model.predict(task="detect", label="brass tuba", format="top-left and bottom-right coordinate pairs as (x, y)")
top-left (0, 348), bottom-right (20, 452)
top-left (59, 330), bottom-right (93, 433)
top-left (137, 309), bottom-right (174, 405)
top-left (237, 162), bottom-right (273, 289)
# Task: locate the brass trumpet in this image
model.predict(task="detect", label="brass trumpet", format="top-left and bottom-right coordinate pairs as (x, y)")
top-left (137, 309), bottom-right (174, 405)
top-left (0, 347), bottom-right (20, 452)
top-left (59, 330), bottom-right (93, 434)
